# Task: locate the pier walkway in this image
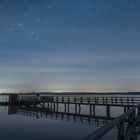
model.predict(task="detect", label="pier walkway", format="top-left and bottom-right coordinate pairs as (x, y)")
top-left (2, 94), bottom-right (140, 140)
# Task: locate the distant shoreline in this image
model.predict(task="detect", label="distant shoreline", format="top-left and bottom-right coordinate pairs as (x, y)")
top-left (0, 92), bottom-right (140, 96)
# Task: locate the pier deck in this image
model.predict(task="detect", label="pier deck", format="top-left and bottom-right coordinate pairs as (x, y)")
top-left (2, 94), bottom-right (140, 140)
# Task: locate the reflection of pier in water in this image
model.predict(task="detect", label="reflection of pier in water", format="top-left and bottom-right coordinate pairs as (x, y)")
top-left (8, 105), bottom-right (115, 126)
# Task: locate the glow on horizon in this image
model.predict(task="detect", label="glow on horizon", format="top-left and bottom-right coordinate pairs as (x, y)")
top-left (1, 86), bottom-right (140, 93)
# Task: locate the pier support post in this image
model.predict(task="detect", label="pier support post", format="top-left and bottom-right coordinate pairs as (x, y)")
top-left (68, 103), bottom-right (69, 114)
top-left (90, 105), bottom-right (92, 116)
top-left (56, 103), bottom-right (58, 112)
top-left (93, 105), bottom-right (95, 116)
top-left (53, 103), bottom-right (56, 111)
top-left (75, 104), bottom-right (77, 114)
top-left (79, 104), bottom-right (81, 114)
top-left (64, 103), bottom-right (66, 113)
top-left (106, 105), bottom-right (110, 119)
top-left (51, 102), bottom-right (52, 109)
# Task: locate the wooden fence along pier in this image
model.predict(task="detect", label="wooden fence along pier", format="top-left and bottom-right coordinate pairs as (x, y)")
top-left (2, 94), bottom-right (140, 140)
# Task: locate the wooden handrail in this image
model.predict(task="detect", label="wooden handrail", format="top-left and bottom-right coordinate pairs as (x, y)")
top-left (84, 104), bottom-right (140, 140)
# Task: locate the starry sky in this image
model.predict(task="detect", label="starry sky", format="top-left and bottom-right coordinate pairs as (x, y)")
top-left (0, 0), bottom-right (140, 93)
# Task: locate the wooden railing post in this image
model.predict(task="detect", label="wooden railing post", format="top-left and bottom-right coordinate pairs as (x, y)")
top-left (127, 98), bottom-right (129, 105)
top-left (62, 97), bottom-right (64, 102)
top-left (95, 97), bottom-right (97, 104)
top-left (68, 97), bottom-right (70, 103)
top-left (103, 97), bottom-right (105, 104)
top-left (87, 97), bottom-right (90, 104)
top-left (111, 97), bottom-right (113, 104)
top-left (106, 98), bottom-right (108, 104)
top-left (96, 97), bottom-right (98, 104)
top-left (74, 97), bottom-right (76, 103)
top-left (121, 97), bottom-right (123, 105)
top-left (56, 97), bottom-right (58, 102)
top-left (80, 97), bottom-right (83, 104)
top-left (132, 98), bottom-right (134, 105)
top-left (115, 97), bottom-right (117, 104)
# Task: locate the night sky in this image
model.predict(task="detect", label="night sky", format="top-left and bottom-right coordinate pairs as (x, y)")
top-left (0, 0), bottom-right (140, 93)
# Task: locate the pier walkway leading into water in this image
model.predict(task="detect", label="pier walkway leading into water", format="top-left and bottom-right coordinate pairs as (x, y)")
top-left (10, 95), bottom-right (140, 118)
top-left (2, 94), bottom-right (140, 140)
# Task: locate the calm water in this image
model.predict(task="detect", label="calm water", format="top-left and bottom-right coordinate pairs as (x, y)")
top-left (0, 94), bottom-right (138, 140)
top-left (0, 105), bottom-right (97, 140)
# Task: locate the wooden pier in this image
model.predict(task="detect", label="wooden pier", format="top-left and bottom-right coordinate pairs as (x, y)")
top-left (2, 94), bottom-right (140, 140)
top-left (11, 95), bottom-right (140, 118)
top-left (16, 95), bottom-right (140, 107)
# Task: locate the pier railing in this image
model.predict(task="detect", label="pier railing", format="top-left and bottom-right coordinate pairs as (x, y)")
top-left (84, 104), bottom-right (140, 140)
top-left (17, 96), bottom-right (140, 106)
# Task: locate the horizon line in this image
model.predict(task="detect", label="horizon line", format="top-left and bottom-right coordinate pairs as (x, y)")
top-left (0, 91), bottom-right (140, 94)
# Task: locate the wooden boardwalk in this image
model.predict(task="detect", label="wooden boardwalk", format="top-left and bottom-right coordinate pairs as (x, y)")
top-left (12, 95), bottom-right (140, 118)
top-left (17, 96), bottom-right (140, 106)
top-left (4, 94), bottom-right (140, 140)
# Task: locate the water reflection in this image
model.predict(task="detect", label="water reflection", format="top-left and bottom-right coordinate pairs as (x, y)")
top-left (0, 105), bottom-right (99, 140)
top-left (0, 94), bottom-right (133, 140)
top-left (8, 105), bottom-right (114, 126)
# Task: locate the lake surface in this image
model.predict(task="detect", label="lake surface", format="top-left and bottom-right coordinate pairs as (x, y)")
top-left (0, 94), bottom-right (138, 140)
